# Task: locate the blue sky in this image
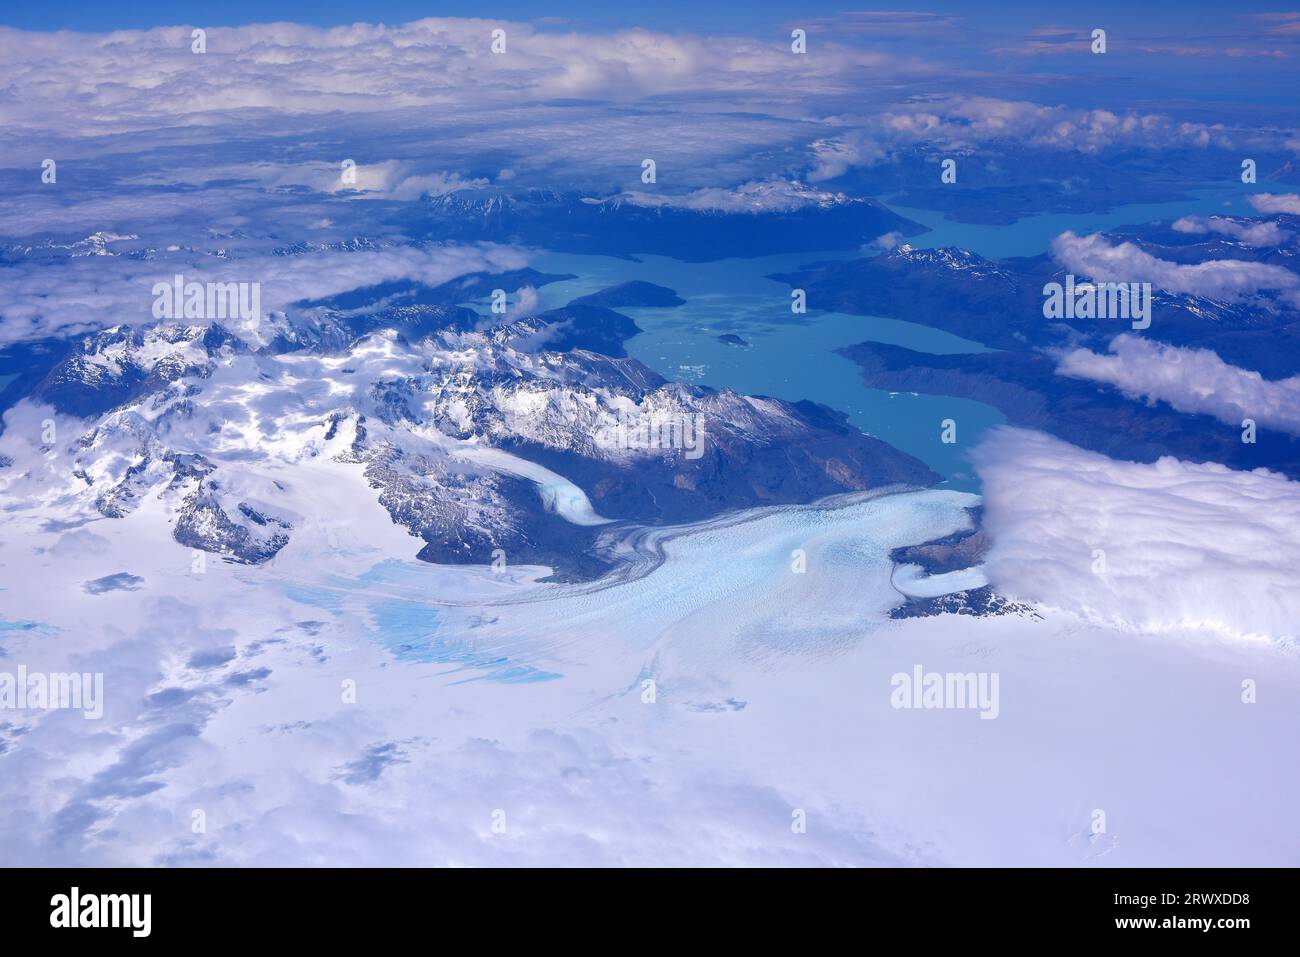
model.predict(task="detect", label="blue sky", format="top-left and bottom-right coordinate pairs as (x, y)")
top-left (3, 0), bottom-right (1298, 35)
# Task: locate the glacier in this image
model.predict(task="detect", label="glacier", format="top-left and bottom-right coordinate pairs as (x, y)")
top-left (1, 460), bottom-right (1298, 865)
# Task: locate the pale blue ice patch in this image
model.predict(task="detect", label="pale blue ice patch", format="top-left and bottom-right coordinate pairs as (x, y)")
top-left (0, 618), bottom-right (58, 652)
top-left (286, 571), bottom-right (561, 683)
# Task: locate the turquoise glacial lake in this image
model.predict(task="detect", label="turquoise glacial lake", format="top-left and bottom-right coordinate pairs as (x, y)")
top-left (533, 250), bottom-right (1000, 492)
top-left (530, 187), bottom-right (1257, 492)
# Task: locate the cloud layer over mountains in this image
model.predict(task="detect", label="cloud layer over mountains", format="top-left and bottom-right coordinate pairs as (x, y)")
top-left (1058, 334), bottom-right (1300, 436)
top-left (2, 16), bottom-right (1296, 198)
top-left (974, 427), bottom-right (1300, 642)
top-left (1050, 230), bottom-right (1300, 305)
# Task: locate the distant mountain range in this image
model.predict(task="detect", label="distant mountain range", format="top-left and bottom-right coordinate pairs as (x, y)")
top-left (773, 224), bottom-right (1300, 479)
top-left (407, 186), bottom-right (924, 260)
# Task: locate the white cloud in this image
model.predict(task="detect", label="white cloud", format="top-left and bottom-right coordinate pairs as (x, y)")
top-left (1057, 334), bottom-right (1300, 434)
top-left (807, 135), bottom-right (887, 181)
top-left (0, 243), bottom-right (528, 346)
top-left (0, 19), bottom-right (903, 142)
top-left (1248, 192), bottom-right (1300, 215)
top-left (974, 427), bottom-right (1300, 641)
top-left (864, 231), bottom-right (903, 253)
top-left (1050, 230), bottom-right (1300, 304)
top-left (618, 179), bottom-right (850, 213)
top-left (0, 19), bottom-right (910, 205)
top-left (0, 20), bottom-right (1271, 199)
top-left (1171, 215), bottom-right (1285, 247)
top-left (807, 96), bottom-right (1236, 179)
top-left (124, 160), bottom-right (488, 200)
top-left (507, 285), bottom-right (540, 319)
